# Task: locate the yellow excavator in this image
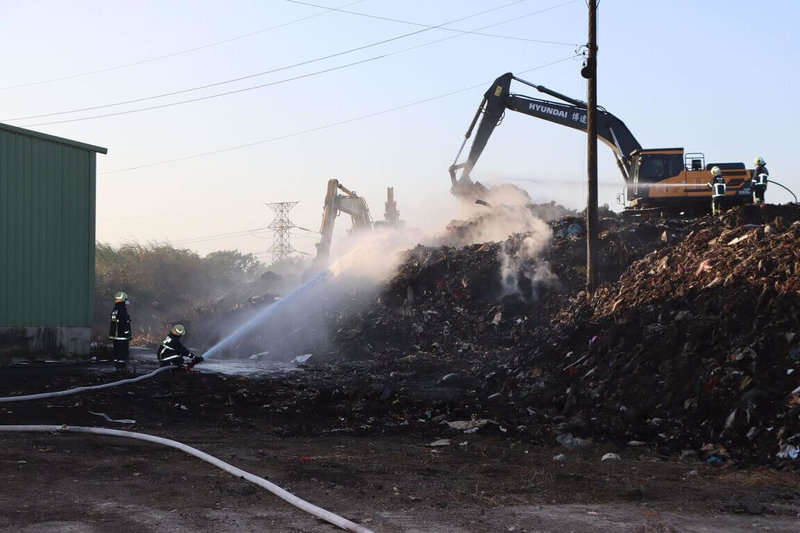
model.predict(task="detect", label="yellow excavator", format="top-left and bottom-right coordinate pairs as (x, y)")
top-left (449, 72), bottom-right (756, 215)
top-left (313, 179), bottom-right (403, 263)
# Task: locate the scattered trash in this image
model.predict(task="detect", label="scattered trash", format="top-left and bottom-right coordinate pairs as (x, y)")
top-left (88, 411), bottom-right (136, 424)
top-left (566, 223), bottom-right (582, 237)
top-left (446, 419), bottom-right (489, 431)
top-left (552, 453), bottom-right (566, 462)
top-left (556, 433), bottom-right (588, 449)
top-left (727, 234), bottom-right (750, 246)
top-left (601, 453), bottom-right (621, 462)
top-left (776, 445), bottom-right (799, 460)
top-left (438, 373), bottom-right (463, 387)
top-left (292, 354), bottom-right (313, 366)
top-left (425, 439), bottom-right (452, 447)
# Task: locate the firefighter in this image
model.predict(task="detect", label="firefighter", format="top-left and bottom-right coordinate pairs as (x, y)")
top-left (707, 166), bottom-right (726, 216)
top-left (752, 157), bottom-right (769, 205)
top-left (157, 324), bottom-right (203, 368)
top-left (108, 291), bottom-right (132, 368)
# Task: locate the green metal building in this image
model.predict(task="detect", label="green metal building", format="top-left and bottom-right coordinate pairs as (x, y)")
top-left (0, 122), bottom-right (107, 361)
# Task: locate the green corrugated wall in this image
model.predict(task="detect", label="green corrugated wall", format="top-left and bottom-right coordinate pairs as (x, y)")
top-left (0, 126), bottom-right (102, 327)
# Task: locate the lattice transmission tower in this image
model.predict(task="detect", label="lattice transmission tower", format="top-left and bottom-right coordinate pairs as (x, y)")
top-left (265, 201), bottom-right (298, 264)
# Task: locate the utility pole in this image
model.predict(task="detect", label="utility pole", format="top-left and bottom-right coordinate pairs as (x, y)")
top-left (265, 201), bottom-right (298, 264)
top-left (584, 0), bottom-right (599, 293)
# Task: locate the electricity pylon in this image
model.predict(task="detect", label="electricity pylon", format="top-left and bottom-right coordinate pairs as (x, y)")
top-left (265, 202), bottom-right (298, 263)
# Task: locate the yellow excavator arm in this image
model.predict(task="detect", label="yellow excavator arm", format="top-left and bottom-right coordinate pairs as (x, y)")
top-left (315, 179), bottom-right (374, 262)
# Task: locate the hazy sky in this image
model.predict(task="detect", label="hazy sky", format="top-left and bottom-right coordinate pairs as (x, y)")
top-left (2, 1), bottom-right (797, 260)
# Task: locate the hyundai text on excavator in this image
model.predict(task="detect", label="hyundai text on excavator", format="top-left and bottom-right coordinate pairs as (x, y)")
top-left (449, 72), bottom-right (755, 215)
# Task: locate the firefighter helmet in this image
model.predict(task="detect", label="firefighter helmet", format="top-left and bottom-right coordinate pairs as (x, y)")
top-left (710, 166), bottom-right (721, 177)
top-left (754, 157), bottom-right (765, 166)
top-left (114, 291), bottom-right (128, 302)
top-left (171, 324), bottom-right (186, 336)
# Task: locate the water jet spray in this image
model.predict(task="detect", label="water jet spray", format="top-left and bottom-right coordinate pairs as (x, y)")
top-left (202, 268), bottom-right (335, 360)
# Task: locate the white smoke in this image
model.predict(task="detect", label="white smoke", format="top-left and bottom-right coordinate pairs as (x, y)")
top-left (442, 183), bottom-right (557, 299)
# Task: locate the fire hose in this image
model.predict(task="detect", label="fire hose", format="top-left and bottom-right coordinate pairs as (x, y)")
top-left (0, 425), bottom-right (374, 533)
top-left (0, 365), bottom-right (174, 403)
top-left (768, 179), bottom-right (798, 204)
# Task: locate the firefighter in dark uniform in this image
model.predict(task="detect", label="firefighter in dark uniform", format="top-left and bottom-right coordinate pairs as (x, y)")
top-left (707, 166), bottom-right (726, 216)
top-left (752, 157), bottom-right (769, 205)
top-left (157, 324), bottom-right (203, 368)
top-left (108, 291), bottom-right (132, 368)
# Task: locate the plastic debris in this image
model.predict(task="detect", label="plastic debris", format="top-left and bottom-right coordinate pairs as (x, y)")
top-left (88, 411), bottom-right (136, 424)
top-left (601, 453), bottom-right (621, 462)
top-left (446, 419), bottom-right (489, 431)
top-left (776, 444), bottom-right (799, 460)
top-left (292, 354), bottom-right (313, 366)
top-left (438, 373), bottom-right (463, 387)
top-left (556, 433), bottom-right (588, 449)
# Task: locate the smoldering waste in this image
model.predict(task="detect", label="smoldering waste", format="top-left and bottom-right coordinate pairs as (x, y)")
top-left (324, 203), bottom-right (800, 465)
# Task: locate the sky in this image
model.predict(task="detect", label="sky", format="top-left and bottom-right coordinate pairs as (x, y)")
top-left (2, 0), bottom-right (798, 261)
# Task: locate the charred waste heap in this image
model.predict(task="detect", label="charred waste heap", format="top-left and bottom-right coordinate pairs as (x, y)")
top-left (330, 203), bottom-right (800, 465)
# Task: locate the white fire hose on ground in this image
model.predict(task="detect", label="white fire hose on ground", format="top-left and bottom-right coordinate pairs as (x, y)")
top-left (0, 365), bottom-right (375, 532)
top-left (0, 426), bottom-right (375, 533)
top-left (0, 365), bottom-right (174, 403)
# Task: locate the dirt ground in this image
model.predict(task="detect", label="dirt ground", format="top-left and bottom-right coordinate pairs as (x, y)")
top-left (2, 357), bottom-right (799, 533)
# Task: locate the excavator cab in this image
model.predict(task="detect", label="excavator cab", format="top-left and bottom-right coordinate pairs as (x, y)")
top-left (627, 148), bottom-right (752, 211)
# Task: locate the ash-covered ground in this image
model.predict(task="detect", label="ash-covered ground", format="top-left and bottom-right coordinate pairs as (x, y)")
top-left (3, 201), bottom-right (800, 532)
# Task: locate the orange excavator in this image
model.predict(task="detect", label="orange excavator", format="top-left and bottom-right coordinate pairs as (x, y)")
top-left (449, 72), bottom-right (756, 214)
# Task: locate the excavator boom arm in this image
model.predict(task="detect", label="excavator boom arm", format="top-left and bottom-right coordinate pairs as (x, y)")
top-left (449, 72), bottom-right (642, 198)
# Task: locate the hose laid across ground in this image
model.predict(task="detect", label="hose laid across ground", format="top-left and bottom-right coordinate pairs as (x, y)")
top-left (0, 365), bottom-right (174, 403)
top-left (0, 425), bottom-right (375, 533)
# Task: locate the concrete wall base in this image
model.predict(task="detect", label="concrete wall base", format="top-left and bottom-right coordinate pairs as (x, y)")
top-left (0, 326), bottom-right (90, 363)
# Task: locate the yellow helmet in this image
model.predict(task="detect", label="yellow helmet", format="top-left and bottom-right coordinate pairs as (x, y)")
top-left (171, 324), bottom-right (186, 336)
top-left (754, 157), bottom-right (765, 166)
top-left (114, 291), bottom-right (128, 302)
top-left (710, 166), bottom-right (721, 177)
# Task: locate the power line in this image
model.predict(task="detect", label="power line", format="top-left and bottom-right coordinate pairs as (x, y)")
top-left (22, 56), bottom-right (386, 127)
top-left (0, 0), bottom-right (367, 91)
top-left (8, 0), bottom-right (577, 125)
top-left (170, 227), bottom-right (270, 245)
top-left (5, 0), bottom-right (523, 122)
top-left (100, 56), bottom-right (575, 175)
top-left (287, 0), bottom-right (578, 46)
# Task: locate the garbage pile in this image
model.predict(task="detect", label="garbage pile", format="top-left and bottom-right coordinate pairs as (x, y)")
top-left (547, 203), bottom-right (800, 463)
top-left (327, 203), bottom-right (800, 465)
top-left (333, 207), bottom-right (695, 359)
